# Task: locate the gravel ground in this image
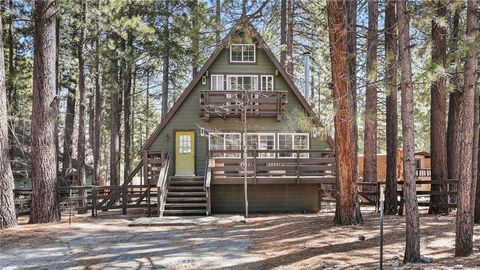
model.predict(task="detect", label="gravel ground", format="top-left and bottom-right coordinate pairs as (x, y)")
top-left (1, 207), bottom-right (480, 269)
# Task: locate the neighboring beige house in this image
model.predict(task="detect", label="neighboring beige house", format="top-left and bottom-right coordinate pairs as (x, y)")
top-left (358, 149), bottom-right (432, 191)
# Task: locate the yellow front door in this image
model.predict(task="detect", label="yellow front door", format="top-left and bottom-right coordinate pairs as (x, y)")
top-left (175, 131), bottom-right (195, 175)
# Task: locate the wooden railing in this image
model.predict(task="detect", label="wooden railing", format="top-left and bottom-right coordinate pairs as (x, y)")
top-left (157, 152), bottom-right (172, 217)
top-left (319, 179), bottom-right (458, 214)
top-left (13, 186), bottom-right (94, 216)
top-left (199, 90), bottom-right (288, 121)
top-left (204, 159), bottom-right (212, 216)
top-left (91, 185), bottom-right (158, 216)
top-left (415, 168), bottom-right (431, 178)
top-left (208, 149), bottom-right (336, 184)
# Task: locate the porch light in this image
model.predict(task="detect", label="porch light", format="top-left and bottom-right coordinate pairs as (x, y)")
top-left (200, 127), bottom-right (206, 137)
top-left (202, 76), bottom-right (207, 85)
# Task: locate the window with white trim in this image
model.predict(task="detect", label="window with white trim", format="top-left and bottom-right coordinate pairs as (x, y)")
top-left (227, 75), bottom-right (258, 91)
top-left (211, 74), bottom-right (224, 91)
top-left (245, 133), bottom-right (275, 158)
top-left (209, 133), bottom-right (241, 158)
top-left (278, 133), bottom-right (310, 158)
top-left (260, 75), bottom-right (274, 91)
top-left (230, 44), bottom-right (256, 63)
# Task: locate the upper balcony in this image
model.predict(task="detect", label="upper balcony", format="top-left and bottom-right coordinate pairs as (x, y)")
top-left (199, 90), bottom-right (288, 121)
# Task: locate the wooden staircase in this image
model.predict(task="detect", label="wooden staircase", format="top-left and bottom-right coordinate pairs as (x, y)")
top-left (163, 176), bottom-right (207, 216)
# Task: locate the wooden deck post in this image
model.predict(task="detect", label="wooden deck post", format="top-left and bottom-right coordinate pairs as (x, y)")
top-left (296, 150), bottom-right (300, 184)
top-left (122, 185), bottom-right (127, 215)
top-left (91, 187), bottom-right (97, 217)
top-left (253, 150), bottom-right (257, 184)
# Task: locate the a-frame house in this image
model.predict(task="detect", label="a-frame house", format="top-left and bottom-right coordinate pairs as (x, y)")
top-left (140, 18), bottom-right (336, 216)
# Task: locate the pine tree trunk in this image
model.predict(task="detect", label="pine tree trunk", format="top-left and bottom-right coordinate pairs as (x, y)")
top-left (280, 0), bottom-right (286, 67)
top-left (161, 0), bottom-right (170, 118)
top-left (29, 0), bottom-right (60, 224)
top-left (447, 4), bottom-right (462, 206)
top-left (124, 31), bottom-right (133, 180)
top-left (191, 0), bottom-right (199, 78)
top-left (93, 8), bottom-right (102, 186)
top-left (76, 0), bottom-right (87, 189)
top-left (384, 0), bottom-right (398, 215)
top-left (455, 0), bottom-right (478, 257)
top-left (110, 34), bottom-right (121, 186)
top-left (363, 0), bottom-right (378, 185)
top-left (286, 0), bottom-right (294, 75)
top-left (428, 0), bottom-right (448, 214)
top-left (62, 84), bottom-right (76, 179)
top-left (327, 0), bottom-right (363, 226)
top-left (397, 0), bottom-right (420, 263)
top-left (0, 3), bottom-right (16, 229)
top-left (215, 0), bottom-right (221, 46)
top-left (6, 0), bottom-right (15, 161)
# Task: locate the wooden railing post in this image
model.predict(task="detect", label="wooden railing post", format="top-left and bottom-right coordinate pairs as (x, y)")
top-left (91, 187), bottom-right (97, 217)
top-left (253, 150), bottom-right (257, 184)
top-left (122, 186), bottom-right (127, 215)
top-left (296, 150), bottom-right (300, 184)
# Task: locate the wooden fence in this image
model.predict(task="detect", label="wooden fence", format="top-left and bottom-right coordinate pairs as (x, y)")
top-left (319, 179), bottom-right (458, 213)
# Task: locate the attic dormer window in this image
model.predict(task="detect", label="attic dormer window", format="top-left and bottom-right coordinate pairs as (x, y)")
top-left (230, 44), bottom-right (256, 63)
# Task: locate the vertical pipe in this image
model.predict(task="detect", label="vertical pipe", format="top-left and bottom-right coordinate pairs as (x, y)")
top-left (303, 52), bottom-right (311, 101)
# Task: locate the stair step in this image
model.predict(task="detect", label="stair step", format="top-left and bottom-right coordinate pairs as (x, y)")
top-left (165, 203), bottom-right (206, 208)
top-left (169, 186), bottom-right (204, 191)
top-left (170, 176), bottom-right (204, 181)
top-left (163, 209), bottom-right (206, 215)
top-left (167, 192), bottom-right (206, 197)
top-left (169, 181), bottom-right (204, 186)
top-left (166, 197), bottom-right (206, 202)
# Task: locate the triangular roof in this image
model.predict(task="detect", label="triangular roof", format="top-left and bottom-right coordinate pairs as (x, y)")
top-left (141, 18), bottom-right (334, 152)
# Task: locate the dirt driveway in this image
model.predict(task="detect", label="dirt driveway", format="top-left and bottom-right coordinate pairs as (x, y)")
top-left (1, 207), bottom-right (479, 269)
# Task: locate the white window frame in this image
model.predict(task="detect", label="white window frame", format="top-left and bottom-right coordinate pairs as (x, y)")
top-left (244, 133), bottom-right (276, 158)
top-left (211, 74), bottom-right (224, 91)
top-left (277, 133), bottom-right (310, 158)
top-left (208, 132), bottom-right (242, 158)
top-left (226, 75), bottom-right (258, 91)
top-left (260, 75), bottom-right (274, 91)
top-left (230, 44), bottom-right (256, 63)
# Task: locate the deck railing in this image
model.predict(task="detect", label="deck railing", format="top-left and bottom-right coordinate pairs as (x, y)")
top-left (208, 149), bottom-right (336, 184)
top-left (157, 152), bottom-right (172, 217)
top-left (415, 168), bottom-right (431, 178)
top-left (199, 90), bottom-right (288, 121)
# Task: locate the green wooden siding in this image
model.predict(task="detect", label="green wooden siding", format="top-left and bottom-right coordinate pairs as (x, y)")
top-left (211, 184), bottom-right (320, 213)
top-left (148, 46), bottom-right (331, 176)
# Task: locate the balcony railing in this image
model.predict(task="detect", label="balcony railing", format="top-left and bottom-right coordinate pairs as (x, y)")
top-left (199, 90), bottom-right (288, 121)
top-left (415, 168), bottom-right (431, 178)
top-left (207, 149), bottom-right (336, 184)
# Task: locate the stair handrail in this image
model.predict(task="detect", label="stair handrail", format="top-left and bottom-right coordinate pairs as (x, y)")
top-left (205, 158), bottom-right (212, 216)
top-left (157, 152), bottom-right (171, 216)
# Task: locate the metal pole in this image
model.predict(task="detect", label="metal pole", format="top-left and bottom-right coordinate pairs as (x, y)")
top-left (380, 185), bottom-right (385, 270)
top-left (303, 52), bottom-right (311, 101)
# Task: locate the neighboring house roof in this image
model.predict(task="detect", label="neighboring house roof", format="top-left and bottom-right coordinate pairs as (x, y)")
top-left (141, 18), bottom-right (334, 152)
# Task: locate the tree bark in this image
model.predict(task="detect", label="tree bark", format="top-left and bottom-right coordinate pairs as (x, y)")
top-left (76, 0), bottom-right (87, 189)
top-left (109, 34), bottom-right (121, 186)
top-left (455, 0), bottom-right (478, 257)
top-left (447, 3), bottom-right (462, 206)
top-left (62, 81), bottom-right (76, 179)
top-left (286, 0), bottom-right (294, 75)
top-left (93, 15), bottom-right (102, 186)
top-left (384, 0), bottom-right (398, 215)
top-left (191, 0), bottom-right (199, 78)
top-left (428, 0), bottom-right (448, 214)
top-left (363, 0), bottom-right (378, 185)
top-left (397, 0), bottom-right (421, 263)
top-left (124, 30), bottom-right (133, 180)
top-left (327, 0), bottom-right (363, 226)
top-left (280, 0), bottom-right (287, 67)
top-left (161, 0), bottom-right (170, 118)
top-left (0, 3), bottom-right (16, 229)
top-left (29, 0), bottom-right (60, 224)
top-left (215, 0), bottom-right (221, 46)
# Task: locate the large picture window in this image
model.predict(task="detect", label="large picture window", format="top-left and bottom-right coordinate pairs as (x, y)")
top-left (227, 75), bottom-right (258, 91)
top-left (209, 133), bottom-right (241, 158)
top-left (209, 132), bottom-right (309, 158)
top-left (230, 44), bottom-right (256, 63)
top-left (278, 133), bottom-right (309, 158)
top-left (245, 133), bottom-right (275, 158)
